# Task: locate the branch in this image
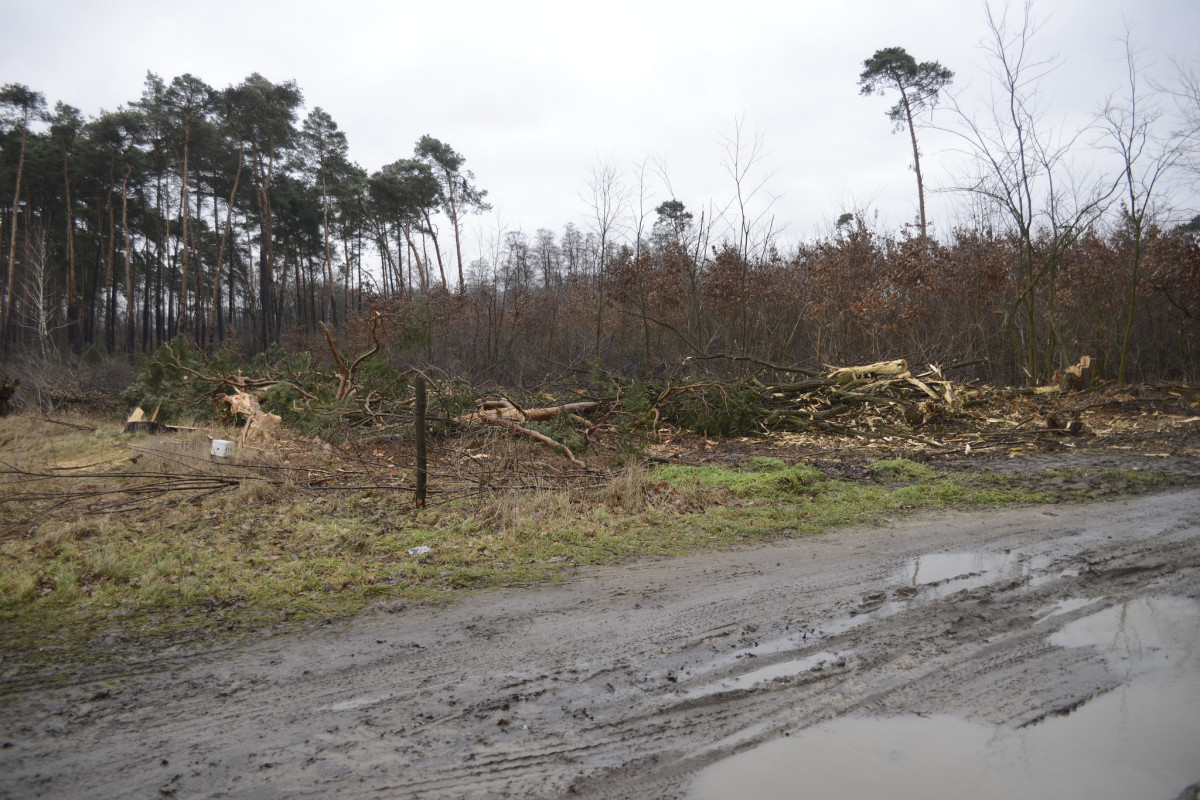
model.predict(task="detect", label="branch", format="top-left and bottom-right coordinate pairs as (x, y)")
top-left (321, 311), bottom-right (382, 401)
top-left (615, 306), bottom-right (820, 376)
top-left (480, 410), bottom-right (587, 469)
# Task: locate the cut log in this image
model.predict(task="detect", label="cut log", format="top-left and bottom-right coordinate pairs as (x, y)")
top-left (903, 374), bottom-right (942, 400)
top-left (464, 401), bottom-right (600, 424)
top-left (828, 359), bottom-right (909, 380)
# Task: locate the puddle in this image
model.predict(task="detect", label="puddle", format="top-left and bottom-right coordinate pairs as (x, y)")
top-left (681, 550), bottom-right (1049, 699)
top-left (689, 596), bottom-right (1200, 800)
top-left (895, 550), bottom-right (1051, 597)
top-left (682, 652), bottom-right (847, 698)
top-left (1029, 567), bottom-right (1081, 588)
top-left (318, 693), bottom-right (394, 712)
top-left (1033, 596), bottom-right (1100, 623)
top-left (1050, 595), bottom-right (1198, 677)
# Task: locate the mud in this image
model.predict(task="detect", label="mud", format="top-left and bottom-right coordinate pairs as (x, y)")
top-left (2, 488), bottom-right (1199, 799)
top-left (691, 596), bottom-right (1200, 799)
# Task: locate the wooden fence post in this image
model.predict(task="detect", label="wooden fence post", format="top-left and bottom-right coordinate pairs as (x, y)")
top-left (414, 375), bottom-right (427, 508)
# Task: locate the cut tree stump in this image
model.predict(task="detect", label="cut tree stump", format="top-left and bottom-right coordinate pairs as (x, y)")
top-left (123, 406), bottom-right (196, 435)
top-left (1061, 356), bottom-right (1093, 393)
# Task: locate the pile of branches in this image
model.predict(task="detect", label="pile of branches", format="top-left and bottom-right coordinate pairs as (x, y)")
top-left (648, 359), bottom-right (970, 436)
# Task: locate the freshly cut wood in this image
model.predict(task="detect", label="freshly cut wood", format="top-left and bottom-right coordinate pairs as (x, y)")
top-left (123, 407), bottom-right (196, 434)
top-left (903, 374), bottom-right (942, 400)
top-left (512, 402), bottom-right (599, 422)
top-left (1061, 356), bottom-right (1093, 393)
top-left (465, 400), bottom-right (599, 423)
top-left (221, 391), bottom-right (282, 444)
top-left (828, 359), bottom-right (909, 380)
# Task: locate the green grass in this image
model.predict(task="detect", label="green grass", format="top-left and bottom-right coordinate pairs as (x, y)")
top-left (654, 459), bottom-right (826, 498)
top-left (870, 457), bottom-right (938, 481)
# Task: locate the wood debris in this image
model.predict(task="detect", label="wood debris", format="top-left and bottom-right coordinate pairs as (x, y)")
top-left (467, 398), bottom-right (599, 469)
top-left (221, 391), bottom-right (282, 444)
top-left (123, 406), bottom-right (196, 435)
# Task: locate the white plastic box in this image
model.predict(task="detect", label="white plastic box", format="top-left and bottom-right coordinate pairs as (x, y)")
top-left (211, 439), bottom-right (235, 458)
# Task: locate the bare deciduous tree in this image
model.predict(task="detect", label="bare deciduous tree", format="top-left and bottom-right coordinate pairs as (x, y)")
top-left (583, 158), bottom-right (626, 362)
top-left (1101, 34), bottom-right (1184, 385)
top-left (945, 1), bottom-right (1114, 383)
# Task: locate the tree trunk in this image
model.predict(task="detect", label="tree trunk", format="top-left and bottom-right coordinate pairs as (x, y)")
top-left (421, 208), bottom-right (447, 290)
top-left (320, 161), bottom-right (337, 326)
top-left (402, 220), bottom-right (428, 295)
top-left (446, 173), bottom-right (465, 295)
top-left (178, 129), bottom-right (191, 332)
top-left (104, 165), bottom-right (117, 354)
top-left (3, 120), bottom-right (29, 339)
top-left (122, 163), bottom-right (135, 358)
top-left (898, 87), bottom-right (928, 245)
top-left (62, 145), bottom-right (79, 350)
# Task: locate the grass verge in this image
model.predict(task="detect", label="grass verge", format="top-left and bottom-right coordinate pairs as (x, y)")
top-left (0, 417), bottom-right (1187, 675)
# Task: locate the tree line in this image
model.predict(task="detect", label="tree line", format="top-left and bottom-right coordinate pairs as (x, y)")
top-left (2, 4), bottom-right (1199, 388)
top-left (0, 71), bottom-right (488, 358)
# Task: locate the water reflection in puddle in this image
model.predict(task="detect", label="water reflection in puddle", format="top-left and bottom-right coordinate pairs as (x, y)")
top-left (895, 550), bottom-right (1051, 597)
top-left (683, 652), bottom-right (847, 698)
top-left (1034, 596), bottom-right (1100, 624)
top-left (689, 596), bottom-right (1200, 800)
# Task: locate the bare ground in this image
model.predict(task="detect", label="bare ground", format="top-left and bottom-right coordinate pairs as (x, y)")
top-left (1, 481), bottom-right (1198, 799)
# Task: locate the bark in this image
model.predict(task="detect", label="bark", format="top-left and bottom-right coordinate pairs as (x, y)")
top-left (447, 175), bottom-right (465, 295)
top-left (3, 117), bottom-right (29, 338)
top-left (62, 145), bottom-right (79, 349)
top-left (208, 141), bottom-right (243, 335)
top-left (178, 128), bottom-right (191, 331)
top-left (320, 160), bottom-right (336, 326)
top-left (121, 163), bottom-right (134, 357)
top-left (897, 85), bottom-right (928, 244)
top-left (401, 220), bottom-right (428, 295)
top-left (421, 208), bottom-right (447, 290)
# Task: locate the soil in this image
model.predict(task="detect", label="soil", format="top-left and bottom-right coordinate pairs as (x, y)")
top-left (2, 473), bottom-right (1199, 798)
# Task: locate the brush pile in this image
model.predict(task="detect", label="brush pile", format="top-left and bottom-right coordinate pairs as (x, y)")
top-left (647, 359), bottom-right (977, 437)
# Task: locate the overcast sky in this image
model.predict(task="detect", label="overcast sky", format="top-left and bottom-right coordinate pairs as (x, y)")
top-left (6, 0), bottom-right (1200, 258)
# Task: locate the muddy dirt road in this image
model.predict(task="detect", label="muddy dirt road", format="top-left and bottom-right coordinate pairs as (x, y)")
top-left (3, 489), bottom-right (1199, 799)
